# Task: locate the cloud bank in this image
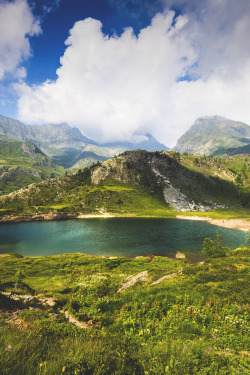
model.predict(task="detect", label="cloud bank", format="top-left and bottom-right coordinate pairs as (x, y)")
top-left (0, 0), bottom-right (41, 81)
top-left (15, 0), bottom-right (250, 146)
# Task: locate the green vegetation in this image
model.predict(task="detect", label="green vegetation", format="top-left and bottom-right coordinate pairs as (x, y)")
top-left (0, 246), bottom-right (249, 374)
top-left (0, 174), bottom-right (173, 217)
top-left (0, 139), bottom-right (64, 194)
top-left (0, 150), bottom-right (249, 220)
top-left (202, 233), bottom-right (228, 258)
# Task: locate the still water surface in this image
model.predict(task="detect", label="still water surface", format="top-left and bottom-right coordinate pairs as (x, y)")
top-left (0, 218), bottom-right (247, 261)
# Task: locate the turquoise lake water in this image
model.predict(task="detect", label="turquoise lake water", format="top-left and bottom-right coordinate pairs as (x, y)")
top-left (0, 218), bottom-right (247, 261)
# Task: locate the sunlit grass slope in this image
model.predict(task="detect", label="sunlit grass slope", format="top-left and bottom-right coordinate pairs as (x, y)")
top-left (0, 247), bottom-right (249, 374)
top-left (0, 139), bottom-right (64, 194)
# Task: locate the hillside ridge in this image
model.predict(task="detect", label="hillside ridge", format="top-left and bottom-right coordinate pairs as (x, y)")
top-left (0, 150), bottom-right (249, 218)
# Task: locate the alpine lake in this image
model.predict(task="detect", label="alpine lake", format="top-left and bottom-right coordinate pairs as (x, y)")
top-left (0, 218), bottom-right (247, 262)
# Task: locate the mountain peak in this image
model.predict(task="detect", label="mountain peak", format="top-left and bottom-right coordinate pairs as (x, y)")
top-left (174, 116), bottom-right (250, 156)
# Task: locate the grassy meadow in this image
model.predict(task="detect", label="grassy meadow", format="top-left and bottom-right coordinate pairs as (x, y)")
top-left (0, 246), bottom-right (249, 375)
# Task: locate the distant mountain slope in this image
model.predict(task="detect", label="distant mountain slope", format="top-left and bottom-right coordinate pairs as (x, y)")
top-left (71, 151), bottom-right (107, 170)
top-left (70, 134), bottom-right (169, 170)
top-left (27, 123), bottom-right (97, 168)
top-left (0, 139), bottom-right (64, 194)
top-left (174, 116), bottom-right (250, 156)
top-left (212, 144), bottom-right (250, 157)
top-left (0, 151), bottom-right (248, 217)
top-left (0, 116), bottom-right (96, 168)
top-left (27, 123), bottom-right (95, 146)
top-left (0, 115), bottom-right (32, 140)
top-left (102, 133), bottom-right (169, 152)
top-left (0, 115), bottom-right (169, 168)
top-left (0, 115), bottom-right (93, 146)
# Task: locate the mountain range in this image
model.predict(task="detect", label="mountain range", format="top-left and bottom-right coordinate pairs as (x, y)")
top-left (0, 113), bottom-right (250, 196)
top-left (0, 115), bottom-right (169, 169)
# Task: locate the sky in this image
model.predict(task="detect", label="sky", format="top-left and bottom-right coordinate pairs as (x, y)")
top-left (1, 0), bottom-right (250, 147)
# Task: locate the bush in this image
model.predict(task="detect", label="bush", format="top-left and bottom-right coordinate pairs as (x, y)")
top-left (202, 233), bottom-right (228, 258)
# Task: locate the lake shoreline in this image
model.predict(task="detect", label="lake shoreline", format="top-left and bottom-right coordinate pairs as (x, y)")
top-left (0, 211), bottom-right (249, 232)
top-left (176, 215), bottom-right (250, 232)
top-left (0, 212), bottom-right (119, 223)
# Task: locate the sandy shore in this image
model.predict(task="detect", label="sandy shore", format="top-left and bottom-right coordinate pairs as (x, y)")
top-left (176, 215), bottom-right (250, 232)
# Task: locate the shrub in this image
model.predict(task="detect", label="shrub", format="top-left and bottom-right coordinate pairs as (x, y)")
top-left (202, 233), bottom-right (228, 258)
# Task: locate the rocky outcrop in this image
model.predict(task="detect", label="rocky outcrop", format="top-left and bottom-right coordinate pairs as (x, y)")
top-left (118, 271), bottom-right (148, 293)
top-left (152, 167), bottom-right (211, 211)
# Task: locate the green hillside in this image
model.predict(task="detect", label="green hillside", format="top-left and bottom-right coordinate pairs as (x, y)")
top-left (212, 144), bottom-right (250, 157)
top-left (0, 246), bottom-right (249, 374)
top-left (0, 151), bottom-right (249, 218)
top-left (0, 139), bottom-right (64, 195)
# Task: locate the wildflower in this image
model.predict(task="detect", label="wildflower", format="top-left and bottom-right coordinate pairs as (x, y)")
top-left (40, 363), bottom-right (43, 368)
top-left (205, 347), bottom-right (212, 355)
top-left (145, 372), bottom-right (149, 374)
top-left (62, 366), bottom-right (66, 373)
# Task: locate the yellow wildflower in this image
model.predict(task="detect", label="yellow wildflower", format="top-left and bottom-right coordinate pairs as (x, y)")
top-left (62, 366), bottom-right (66, 373)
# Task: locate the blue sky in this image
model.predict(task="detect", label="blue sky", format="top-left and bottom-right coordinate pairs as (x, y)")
top-left (1, 0), bottom-right (250, 146)
top-left (28, 1), bottom-right (123, 84)
top-left (1, 0), bottom-right (166, 119)
top-left (26, 0), bottom-right (166, 85)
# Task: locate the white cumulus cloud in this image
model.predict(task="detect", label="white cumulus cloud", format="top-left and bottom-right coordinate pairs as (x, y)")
top-left (0, 0), bottom-right (41, 80)
top-left (15, 0), bottom-right (250, 146)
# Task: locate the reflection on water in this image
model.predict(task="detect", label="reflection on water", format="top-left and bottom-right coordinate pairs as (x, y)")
top-left (0, 218), bottom-right (247, 261)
